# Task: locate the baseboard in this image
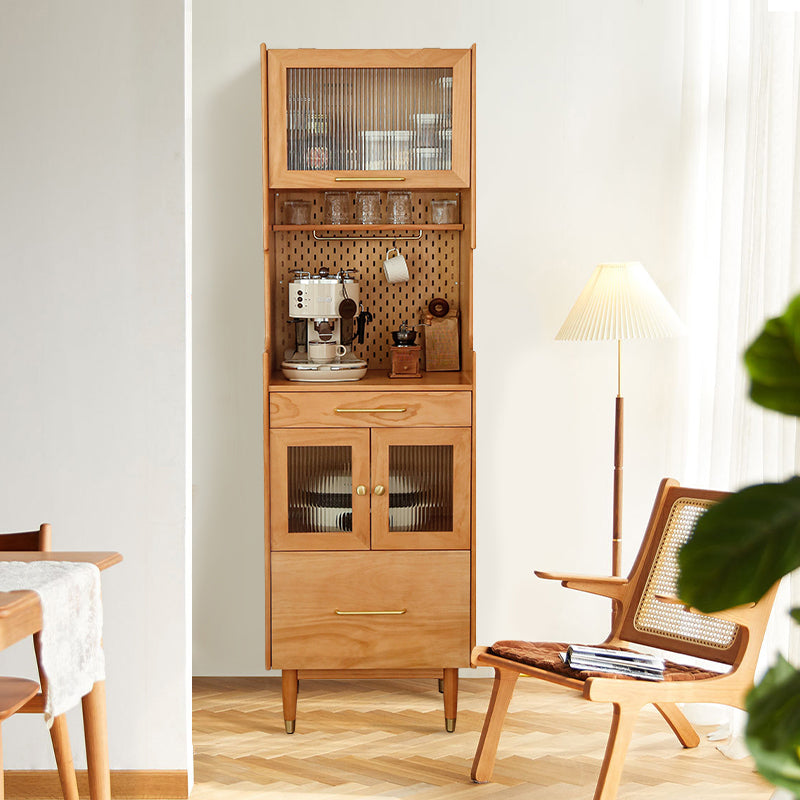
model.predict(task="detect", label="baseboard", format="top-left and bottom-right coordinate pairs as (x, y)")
top-left (4, 770), bottom-right (189, 799)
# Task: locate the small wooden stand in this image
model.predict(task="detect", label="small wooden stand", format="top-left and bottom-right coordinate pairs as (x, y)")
top-left (389, 345), bottom-right (422, 378)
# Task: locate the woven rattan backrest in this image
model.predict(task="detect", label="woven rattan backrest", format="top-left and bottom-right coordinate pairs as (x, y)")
top-left (618, 485), bottom-right (744, 665)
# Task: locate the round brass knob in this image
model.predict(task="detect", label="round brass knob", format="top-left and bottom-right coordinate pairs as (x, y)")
top-left (356, 485), bottom-right (367, 496)
top-left (374, 485), bottom-right (386, 496)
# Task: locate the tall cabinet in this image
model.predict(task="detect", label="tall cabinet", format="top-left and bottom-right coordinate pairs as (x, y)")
top-left (261, 46), bottom-right (477, 734)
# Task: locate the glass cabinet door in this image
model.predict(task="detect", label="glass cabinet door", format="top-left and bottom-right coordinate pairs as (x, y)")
top-left (270, 429), bottom-right (370, 550)
top-left (370, 428), bottom-right (471, 550)
top-left (266, 49), bottom-right (472, 188)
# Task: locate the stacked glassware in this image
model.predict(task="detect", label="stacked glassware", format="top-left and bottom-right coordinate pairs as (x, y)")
top-left (286, 67), bottom-right (453, 171)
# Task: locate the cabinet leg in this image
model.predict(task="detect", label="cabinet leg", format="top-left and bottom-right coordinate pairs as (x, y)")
top-left (282, 670), bottom-right (298, 734)
top-left (443, 668), bottom-right (458, 732)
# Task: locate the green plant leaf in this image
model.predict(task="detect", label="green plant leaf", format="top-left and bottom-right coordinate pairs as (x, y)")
top-left (745, 294), bottom-right (800, 417)
top-left (677, 477), bottom-right (800, 611)
top-left (746, 656), bottom-right (800, 794)
top-left (677, 294), bottom-right (800, 793)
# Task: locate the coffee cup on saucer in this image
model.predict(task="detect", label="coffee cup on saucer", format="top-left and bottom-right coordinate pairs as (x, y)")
top-left (308, 342), bottom-right (347, 364)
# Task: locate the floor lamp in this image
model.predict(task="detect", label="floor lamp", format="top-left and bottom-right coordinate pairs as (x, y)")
top-left (555, 262), bottom-right (683, 577)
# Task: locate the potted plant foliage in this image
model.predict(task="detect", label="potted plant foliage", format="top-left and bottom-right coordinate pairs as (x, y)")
top-left (678, 295), bottom-right (800, 796)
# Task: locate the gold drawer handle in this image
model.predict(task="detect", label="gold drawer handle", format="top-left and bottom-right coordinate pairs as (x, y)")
top-left (334, 609), bottom-right (407, 616)
top-left (334, 407), bottom-right (407, 414)
top-left (334, 176), bottom-right (406, 182)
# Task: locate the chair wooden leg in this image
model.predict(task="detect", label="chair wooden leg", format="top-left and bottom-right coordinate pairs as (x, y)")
top-left (593, 703), bottom-right (639, 800)
top-left (443, 668), bottom-right (458, 732)
top-left (654, 702), bottom-right (700, 748)
top-left (282, 670), bottom-right (298, 734)
top-left (0, 725), bottom-right (4, 800)
top-left (50, 715), bottom-right (80, 800)
top-left (471, 668), bottom-right (519, 783)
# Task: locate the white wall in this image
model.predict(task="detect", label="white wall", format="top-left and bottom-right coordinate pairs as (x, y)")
top-left (0, 0), bottom-right (190, 772)
top-left (192, 0), bottom-right (689, 674)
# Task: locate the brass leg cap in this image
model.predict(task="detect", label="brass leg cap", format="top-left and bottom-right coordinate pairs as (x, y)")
top-left (445, 718), bottom-right (456, 733)
top-left (285, 720), bottom-right (296, 734)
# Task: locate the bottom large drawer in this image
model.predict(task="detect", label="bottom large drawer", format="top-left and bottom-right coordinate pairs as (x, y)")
top-left (271, 551), bottom-right (471, 670)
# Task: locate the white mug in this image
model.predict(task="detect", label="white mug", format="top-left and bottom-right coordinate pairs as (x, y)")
top-left (383, 248), bottom-right (410, 283)
top-left (308, 341), bottom-right (347, 364)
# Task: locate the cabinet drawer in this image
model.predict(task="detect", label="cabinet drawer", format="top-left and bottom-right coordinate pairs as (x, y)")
top-left (269, 391), bottom-right (471, 427)
top-left (271, 551), bottom-right (471, 669)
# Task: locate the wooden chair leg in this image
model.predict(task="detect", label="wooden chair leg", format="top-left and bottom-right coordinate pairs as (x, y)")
top-left (471, 668), bottom-right (519, 783)
top-left (50, 715), bottom-right (79, 800)
top-left (282, 670), bottom-right (298, 734)
top-left (654, 702), bottom-right (700, 748)
top-left (443, 668), bottom-right (458, 732)
top-left (593, 703), bottom-right (639, 800)
top-left (0, 725), bottom-right (4, 800)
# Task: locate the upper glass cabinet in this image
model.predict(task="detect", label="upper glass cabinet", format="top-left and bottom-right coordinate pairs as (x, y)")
top-left (265, 49), bottom-right (472, 188)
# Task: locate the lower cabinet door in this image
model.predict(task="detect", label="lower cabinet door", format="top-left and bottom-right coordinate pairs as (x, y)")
top-left (271, 551), bottom-right (471, 670)
top-left (270, 428), bottom-right (371, 550)
top-left (370, 427), bottom-right (472, 550)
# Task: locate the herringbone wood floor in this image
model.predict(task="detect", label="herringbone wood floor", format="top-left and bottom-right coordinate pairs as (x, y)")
top-left (191, 677), bottom-right (772, 799)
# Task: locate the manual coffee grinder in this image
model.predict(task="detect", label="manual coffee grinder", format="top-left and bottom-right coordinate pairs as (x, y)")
top-left (389, 321), bottom-right (422, 379)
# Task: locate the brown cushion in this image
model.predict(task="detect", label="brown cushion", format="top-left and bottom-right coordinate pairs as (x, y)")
top-left (489, 641), bottom-right (724, 682)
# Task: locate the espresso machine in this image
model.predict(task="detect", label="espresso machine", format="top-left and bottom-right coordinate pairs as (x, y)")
top-left (281, 267), bottom-right (369, 381)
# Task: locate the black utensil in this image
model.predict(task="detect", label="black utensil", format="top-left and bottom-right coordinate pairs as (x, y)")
top-left (356, 304), bottom-right (373, 345)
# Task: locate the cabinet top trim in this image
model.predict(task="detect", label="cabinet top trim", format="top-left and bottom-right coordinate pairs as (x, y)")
top-left (266, 48), bottom-right (471, 69)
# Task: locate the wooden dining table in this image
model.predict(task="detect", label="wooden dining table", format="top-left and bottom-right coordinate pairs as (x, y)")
top-left (0, 551), bottom-right (122, 800)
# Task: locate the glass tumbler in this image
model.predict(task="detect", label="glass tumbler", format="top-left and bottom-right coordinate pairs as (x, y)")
top-left (323, 191), bottom-right (350, 225)
top-left (355, 191), bottom-right (382, 224)
top-left (387, 191), bottom-right (412, 224)
top-left (283, 199), bottom-right (312, 225)
top-left (430, 199), bottom-right (459, 224)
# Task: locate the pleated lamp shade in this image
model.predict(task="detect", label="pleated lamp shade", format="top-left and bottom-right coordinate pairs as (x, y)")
top-left (556, 262), bottom-right (684, 341)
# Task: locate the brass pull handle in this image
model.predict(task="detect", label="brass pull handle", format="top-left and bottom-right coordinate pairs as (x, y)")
top-left (334, 609), bottom-right (407, 616)
top-left (334, 407), bottom-right (407, 414)
top-left (334, 176), bottom-right (406, 182)
top-left (355, 485), bottom-right (367, 496)
top-left (374, 485), bottom-right (386, 496)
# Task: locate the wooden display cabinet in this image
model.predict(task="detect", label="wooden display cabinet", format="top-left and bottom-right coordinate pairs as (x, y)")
top-left (261, 44), bottom-right (477, 734)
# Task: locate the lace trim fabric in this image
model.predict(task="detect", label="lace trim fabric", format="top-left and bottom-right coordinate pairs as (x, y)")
top-left (0, 561), bottom-right (104, 726)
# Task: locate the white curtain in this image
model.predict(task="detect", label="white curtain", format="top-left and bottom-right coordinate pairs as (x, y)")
top-left (676, 0), bottom-right (800, 782)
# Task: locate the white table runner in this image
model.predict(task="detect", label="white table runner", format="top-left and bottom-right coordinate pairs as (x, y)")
top-left (0, 561), bottom-right (104, 726)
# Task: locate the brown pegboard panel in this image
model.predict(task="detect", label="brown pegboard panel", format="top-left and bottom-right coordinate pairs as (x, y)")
top-left (273, 224), bottom-right (460, 370)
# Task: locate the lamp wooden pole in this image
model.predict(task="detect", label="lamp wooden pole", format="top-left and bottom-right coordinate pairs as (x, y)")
top-left (612, 340), bottom-right (623, 577)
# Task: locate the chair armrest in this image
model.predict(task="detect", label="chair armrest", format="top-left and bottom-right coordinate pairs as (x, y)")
top-left (535, 571), bottom-right (628, 601)
top-left (654, 594), bottom-right (757, 627)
